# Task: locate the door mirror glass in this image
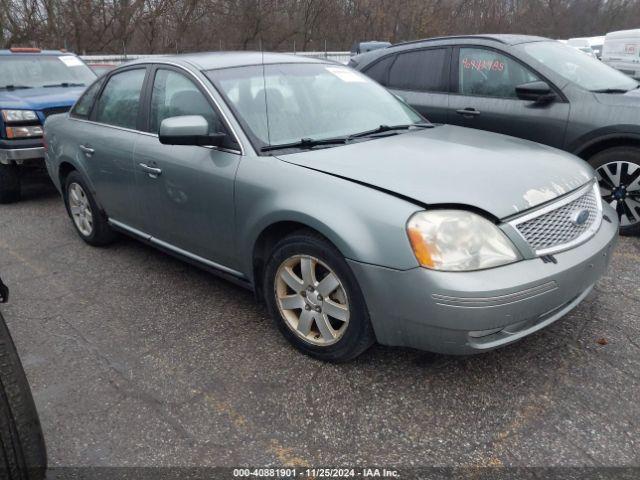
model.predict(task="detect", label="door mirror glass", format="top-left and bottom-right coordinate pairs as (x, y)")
top-left (159, 115), bottom-right (226, 146)
top-left (515, 81), bottom-right (556, 103)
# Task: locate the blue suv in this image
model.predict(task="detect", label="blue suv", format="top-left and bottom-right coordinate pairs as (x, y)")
top-left (0, 48), bottom-right (96, 202)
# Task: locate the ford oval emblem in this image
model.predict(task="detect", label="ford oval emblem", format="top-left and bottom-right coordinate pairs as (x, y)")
top-left (571, 209), bottom-right (590, 226)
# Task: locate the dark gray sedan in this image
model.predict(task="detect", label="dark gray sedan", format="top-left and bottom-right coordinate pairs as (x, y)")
top-left (350, 35), bottom-right (640, 235)
top-left (44, 53), bottom-right (617, 361)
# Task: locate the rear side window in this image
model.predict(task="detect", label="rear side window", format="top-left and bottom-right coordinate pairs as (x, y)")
top-left (362, 55), bottom-right (395, 86)
top-left (387, 48), bottom-right (449, 92)
top-left (458, 48), bottom-right (539, 98)
top-left (71, 78), bottom-right (104, 118)
top-left (94, 69), bottom-right (146, 129)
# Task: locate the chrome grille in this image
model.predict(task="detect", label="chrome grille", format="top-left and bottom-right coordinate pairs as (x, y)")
top-left (512, 183), bottom-right (602, 255)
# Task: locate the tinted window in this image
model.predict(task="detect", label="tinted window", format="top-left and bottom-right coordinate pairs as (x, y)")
top-left (94, 69), bottom-right (146, 129)
top-left (458, 48), bottom-right (539, 98)
top-left (149, 69), bottom-right (224, 134)
top-left (363, 56), bottom-right (395, 85)
top-left (387, 49), bottom-right (448, 92)
top-left (71, 78), bottom-right (104, 118)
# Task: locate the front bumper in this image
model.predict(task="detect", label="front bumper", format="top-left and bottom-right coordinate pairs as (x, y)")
top-left (0, 147), bottom-right (45, 165)
top-left (348, 204), bottom-right (619, 355)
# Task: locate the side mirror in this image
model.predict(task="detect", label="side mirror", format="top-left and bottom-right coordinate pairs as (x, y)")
top-left (515, 81), bottom-right (556, 104)
top-left (159, 115), bottom-right (227, 147)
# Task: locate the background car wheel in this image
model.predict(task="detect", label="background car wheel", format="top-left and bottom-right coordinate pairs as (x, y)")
top-left (0, 309), bottom-right (47, 479)
top-left (64, 171), bottom-right (116, 246)
top-left (589, 146), bottom-right (640, 236)
top-left (0, 164), bottom-right (21, 204)
top-left (263, 231), bottom-right (375, 362)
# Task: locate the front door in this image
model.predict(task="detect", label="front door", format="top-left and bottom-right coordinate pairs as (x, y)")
top-left (448, 47), bottom-right (570, 148)
top-left (132, 66), bottom-right (242, 269)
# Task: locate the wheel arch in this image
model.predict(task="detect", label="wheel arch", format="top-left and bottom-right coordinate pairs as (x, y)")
top-left (573, 131), bottom-right (640, 161)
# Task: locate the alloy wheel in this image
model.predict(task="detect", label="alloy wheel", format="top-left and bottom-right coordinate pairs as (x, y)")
top-left (274, 255), bottom-right (350, 346)
top-left (68, 182), bottom-right (94, 237)
top-left (596, 161), bottom-right (640, 227)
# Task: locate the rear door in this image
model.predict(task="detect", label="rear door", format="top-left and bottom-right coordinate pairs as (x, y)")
top-left (81, 66), bottom-right (149, 229)
top-left (131, 65), bottom-right (242, 268)
top-left (448, 46), bottom-right (570, 147)
top-left (362, 47), bottom-right (451, 123)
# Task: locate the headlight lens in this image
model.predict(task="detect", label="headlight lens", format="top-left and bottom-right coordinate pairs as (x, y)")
top-left (407, 210), bottom-right (521, 271)
top-left (6, 125), bottom-right (43, 139)
top-left (2, 109), bottom-right (38, 122)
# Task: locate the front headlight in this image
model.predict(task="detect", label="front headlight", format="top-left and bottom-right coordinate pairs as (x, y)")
top-left (6, 125), bottom-right (43, 139)
top-left (407, 210), bottom-right (521, 271)
top-left (2, 110), bottom-right (38, 122)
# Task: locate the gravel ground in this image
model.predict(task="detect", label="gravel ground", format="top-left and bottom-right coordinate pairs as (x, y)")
top-left (0, 177), bottom-right (638, 471)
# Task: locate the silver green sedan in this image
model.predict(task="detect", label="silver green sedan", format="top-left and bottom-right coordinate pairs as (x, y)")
top-left (43, 53), bottom-right (618, 362)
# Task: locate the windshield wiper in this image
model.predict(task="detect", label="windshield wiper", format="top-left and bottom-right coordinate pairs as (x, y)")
top-left (43, 82), bottom-right (85, 88)
top-left (0, 85), bottom-right (32, 90)
top-left (347, 123), bottom-right (433, 140)
top-left (261, 137), bottom-right (347, 152)
top-left (590, 88), bottom-right (630, 94)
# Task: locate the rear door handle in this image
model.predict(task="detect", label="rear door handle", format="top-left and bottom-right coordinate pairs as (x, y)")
top-left (138, 163), bottom-right (162, 178)
top-left (79, 145), bottom-right (94, 156)
top-left (456, 108), bottom-right (481, 118)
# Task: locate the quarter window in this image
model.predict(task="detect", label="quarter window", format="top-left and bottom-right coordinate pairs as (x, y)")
top-left (71, 77), bottom-right (105, 118)
top-left (363, 55), bottom-right (395, 86)
top-left (150, 69), bottom-right (224, 134)
top-left (94, 69), bottom-right (146, 129)
top-left (387, 49), bottom-right (449, 92)
top-left (458, 48), bottom-right (539, 99)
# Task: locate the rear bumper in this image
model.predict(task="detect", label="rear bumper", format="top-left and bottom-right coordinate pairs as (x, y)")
top-left (348, 204), bottom-right (619, 355)
top-left (0, 147), bottom-right (45, 165)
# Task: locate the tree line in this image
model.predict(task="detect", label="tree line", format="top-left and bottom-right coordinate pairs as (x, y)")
top-left (1, 0), bottom-right (640, 54)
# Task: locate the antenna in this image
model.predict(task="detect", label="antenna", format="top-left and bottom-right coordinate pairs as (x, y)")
top-left (261, 39), bottom-right (271, 146)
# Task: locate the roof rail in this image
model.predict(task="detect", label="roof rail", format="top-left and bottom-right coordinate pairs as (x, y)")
top-left (392, 35), bottom-right (507, 48)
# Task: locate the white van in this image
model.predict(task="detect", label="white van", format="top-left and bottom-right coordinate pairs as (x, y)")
top-left (602, 29), bottom-right (640, 79)
top-left (567, 36), bottom-right (605, 58)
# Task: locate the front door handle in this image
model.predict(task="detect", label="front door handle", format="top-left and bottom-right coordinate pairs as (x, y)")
top-left (79, 144), bottom-right (94, 156)
top-left (456, 108), bottom-right (481, 118)
top-left (139, 163), bottom-right (162, 178)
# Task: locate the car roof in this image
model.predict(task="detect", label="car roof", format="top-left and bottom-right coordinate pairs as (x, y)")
top-left (0, 49), bottom-right (73, 56)
top-left (127, 51), bottom-right (328, 70)
top-left (395, 34), bottom-right (551, 47)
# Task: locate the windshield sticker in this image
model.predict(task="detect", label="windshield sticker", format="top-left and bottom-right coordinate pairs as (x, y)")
top-left (59, 56), bottom-right (84, 67)
top-left (462, 58), bottom-right (505, 72)
top-left (326, 66), bottom-right (367, 83)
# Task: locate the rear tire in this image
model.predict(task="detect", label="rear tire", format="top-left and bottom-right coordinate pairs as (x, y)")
top-left (263, 231), bottom-right (375, 362)
top-left (0, 164), bottom-right (21, 204)
top-left (63, 171), bottom-right (116, 246)
top-left (0, 310), bottom-right (47, 480)
top-left (588, 146), bottom-right (640, 236)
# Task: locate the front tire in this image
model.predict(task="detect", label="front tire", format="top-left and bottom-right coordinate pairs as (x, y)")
top-left (64, 171), bottom-right (116, 246)
top-left (0, 164), bottom-right (21, 204)
top-left (0, 310), bottom-right (47, 480)
top-left (588, 146), bottom-right (640, 236)
top-left (263, 232), bottom-right (375, 362)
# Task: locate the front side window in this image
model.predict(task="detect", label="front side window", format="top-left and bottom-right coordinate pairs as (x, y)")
top-left (150, 69), bottom-right (224, 134)
top-left (458, 48), bottom-right (539, 98)
top-left (0, 55), bottom-right (96, 90)
top-left (207, 63), bottom-right (423, 148)
top-left (94, 69), bottom-right (146, 129)
top-left (388, 49), bottom-right (449, 92)
top-left (518, 41), bottom-right (638, 92)
top-left (71, 78), bottom-right (105, 118)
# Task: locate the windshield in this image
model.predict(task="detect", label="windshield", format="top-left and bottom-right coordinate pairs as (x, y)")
top-left (206, 63), bottom-right (423, 149)
top-left (0, 55), bottom-right (96, 89)
top-left (519, 41), bottom-right (638, 92)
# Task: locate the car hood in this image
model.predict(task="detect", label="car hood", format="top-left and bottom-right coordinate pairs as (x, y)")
top-left (276, 125), bottom-right (594, 220)
top-left (0, 86), bottom-right (85, 110)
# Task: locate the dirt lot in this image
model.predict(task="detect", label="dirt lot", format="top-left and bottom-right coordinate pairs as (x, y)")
top-left (1, 178), bottom-right (639, 471)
